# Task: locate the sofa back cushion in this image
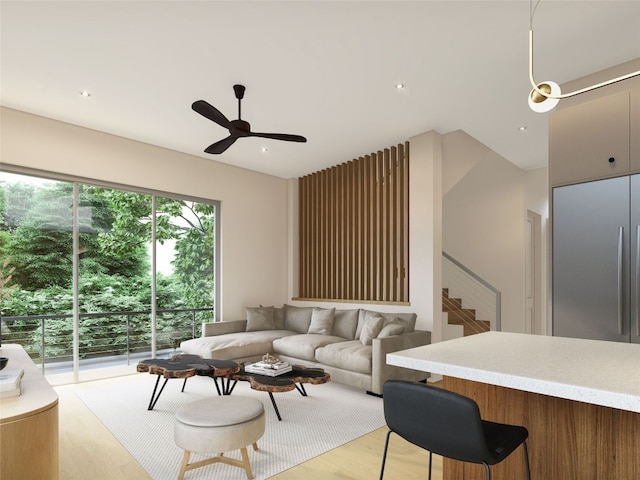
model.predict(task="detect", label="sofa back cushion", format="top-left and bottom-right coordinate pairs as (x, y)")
top-left (358, 311), bottom-right (385, 345)
top-left (332, 309), bottom-right (359, 340)
top-left (274, 306), bottom-right (285, 329)
top-left (284, 305), bottom-right (313, 333)
top-left (245, 306), bottom-right (276, 331)
top-left (307, 307), bottom-right (336, 335)
top-left (356, 310), bottom-right (417, 338)
top-left (386, 312), bottom-right (417, 333)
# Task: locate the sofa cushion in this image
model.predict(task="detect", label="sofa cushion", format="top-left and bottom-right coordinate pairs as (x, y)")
top-left (245, 306), bottom-right (275, 331)
top-left (332, 309), bottom-right (359, 340)
top-left (274, 306), bottom-right (285, 329)
top-left (258, 305), bottom-right (286, 330)
top-left (181, 330), bottom-right (294, 360)
top-left (358, 311), bottom-right (384, 345)
top-left (377, 319), bottom-right (406, 338)
top-left (315, 340), bottom-right (372, 374)
top-left (356, 310), bottom-right (417, 338)
top-left (272, 334), bottom-right (346, 361)
top-left (284, 305), bottom-right (313, 333)
top-left (308, 307), bottom-right (335, 335)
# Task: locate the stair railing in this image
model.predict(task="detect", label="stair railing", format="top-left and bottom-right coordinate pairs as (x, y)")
top-left (442, 251), bottom-right (501, 331)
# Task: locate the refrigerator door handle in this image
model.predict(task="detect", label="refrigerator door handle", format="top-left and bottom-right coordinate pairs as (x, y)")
top-left (636, 225), bottom-right (640, 336)
top-left (618, 226), bottom-right (624, 335)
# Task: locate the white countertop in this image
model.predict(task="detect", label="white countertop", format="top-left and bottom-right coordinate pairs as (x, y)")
top-left (0, 344), bottom-right (58, 422)
top-left (387, 331), bottom-right (640, 413)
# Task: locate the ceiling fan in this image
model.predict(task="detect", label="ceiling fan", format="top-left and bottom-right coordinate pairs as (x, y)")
top-left (192, 84), bottom-right (307, 154)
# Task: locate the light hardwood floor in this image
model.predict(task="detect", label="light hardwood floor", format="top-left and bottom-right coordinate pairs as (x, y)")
top-left (54, 375), bottom-right (443, 480)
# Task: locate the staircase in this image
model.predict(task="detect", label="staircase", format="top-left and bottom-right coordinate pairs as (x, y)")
top-left (442, 288), bottom-right (490, 336)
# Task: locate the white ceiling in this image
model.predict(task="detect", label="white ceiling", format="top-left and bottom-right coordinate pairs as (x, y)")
top-left (1, 1), bottom-right (639, 179)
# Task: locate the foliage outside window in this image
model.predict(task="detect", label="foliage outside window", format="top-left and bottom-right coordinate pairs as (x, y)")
top-left (0, 171), bottom-right (217, 368)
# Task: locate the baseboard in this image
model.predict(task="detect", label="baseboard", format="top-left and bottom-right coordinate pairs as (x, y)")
top-left (366, 390), bottom-right (383, 398)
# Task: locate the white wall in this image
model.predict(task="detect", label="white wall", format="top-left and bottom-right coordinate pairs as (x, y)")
top-left (442, 131), bottom-right (548, 334)
top-left (0, 107), bottom-right (289, 321)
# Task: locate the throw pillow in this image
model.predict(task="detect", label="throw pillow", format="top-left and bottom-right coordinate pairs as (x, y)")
top-left (308, 307), bottom-right (336, 335)
top-left (284, 305), bottom-right (313, 333)
top-left (359, 311), bottom-right (384, 345)
top-left (377, 318), bottom-right (406, 338)
top-left (259, 304), bottom-right (286, 330)
top-left (245, 306), bottom-right (275, 331)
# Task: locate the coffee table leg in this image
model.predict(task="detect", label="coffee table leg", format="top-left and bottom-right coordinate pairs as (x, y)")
top-left (217, 377), bottom-right (237, 395)
top-left (294, 383), bottom-right (308, 397)
top-left (211, 377), bottom-right (222, 396)
top-left (148, 375), bottom-right (169, 410)
top-left (268, 392), bottom-right (282, 421)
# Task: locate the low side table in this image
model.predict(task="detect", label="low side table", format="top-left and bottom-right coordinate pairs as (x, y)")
top-left (137, 354), bottom-right (239, 410)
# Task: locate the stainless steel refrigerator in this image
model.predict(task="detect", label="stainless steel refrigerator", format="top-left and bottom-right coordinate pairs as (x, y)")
top-left (552, 174), bottom-right (640, 343)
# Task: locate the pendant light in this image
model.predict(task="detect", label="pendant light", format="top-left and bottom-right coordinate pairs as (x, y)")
top-left (528, 0), bottom-right (640, 113)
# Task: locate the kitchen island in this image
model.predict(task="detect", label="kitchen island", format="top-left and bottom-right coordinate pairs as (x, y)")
top-left (0, 344), bottom-right (59, 480)
top-left (387, 331), bottom-right (640, 480)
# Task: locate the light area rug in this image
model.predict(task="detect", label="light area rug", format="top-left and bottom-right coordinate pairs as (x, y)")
top-left (77, 373), bottom-right (386, 479)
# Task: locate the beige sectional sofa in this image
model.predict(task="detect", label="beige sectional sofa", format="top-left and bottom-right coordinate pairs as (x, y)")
top-left (180, 304), bottom-right (431, 396)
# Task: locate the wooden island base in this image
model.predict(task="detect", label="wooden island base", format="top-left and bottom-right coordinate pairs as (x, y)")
top-left (0, 344), bottom-right (59, 480)
top-left (443, 376), bottom-right (640, 480)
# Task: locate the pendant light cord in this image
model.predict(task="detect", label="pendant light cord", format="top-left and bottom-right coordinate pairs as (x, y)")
top-left (528, 0), bottom-right (639, 102)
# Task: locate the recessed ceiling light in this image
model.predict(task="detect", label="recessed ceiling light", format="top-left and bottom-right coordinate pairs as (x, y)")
top-left (79, 90), bottom-right (91, 98)
top-left (518, 126), bottom-right (527, 132)
top-left (395, 83), bottom-right (405, 90)
top-left (260, 147), bottom-right (268, 153)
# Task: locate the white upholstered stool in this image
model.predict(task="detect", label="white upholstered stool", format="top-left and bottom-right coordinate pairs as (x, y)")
top-left (174, 396), bottom-right (265, 480)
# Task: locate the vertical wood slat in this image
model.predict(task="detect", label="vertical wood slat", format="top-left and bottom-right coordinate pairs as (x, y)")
top-left (298, 142), bottom-right (409, 302)
top-left (383, 148), bottom-right (391, 301)
top-left (298, 175), bottom-right (304, 297)
top-left (371, 153), bottom-right (380, 300)
top-left (364, 155), bottom-right (372, 300)
top-left (399, 142), bottom-right (409, 300)
top-left (390, 146), bottom-right (398, 301)
top-left (315, 171), bottom-right (321, 297)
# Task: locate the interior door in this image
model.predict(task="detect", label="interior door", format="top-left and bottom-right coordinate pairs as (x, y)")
top-left (526, 211), bottom-right (542, 335)
top-left (553, 176), bottom-right (630, 342)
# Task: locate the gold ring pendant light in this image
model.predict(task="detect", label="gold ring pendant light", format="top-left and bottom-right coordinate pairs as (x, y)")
top-left (528, 0), bottom-right (640, 113)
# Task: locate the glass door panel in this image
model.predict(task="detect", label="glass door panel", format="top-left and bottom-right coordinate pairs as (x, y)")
top-left (77, 185), bottom-right (152, 378)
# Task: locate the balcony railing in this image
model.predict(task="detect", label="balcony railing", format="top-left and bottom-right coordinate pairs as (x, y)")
top-left (0, 307), bottom-right (212, 374)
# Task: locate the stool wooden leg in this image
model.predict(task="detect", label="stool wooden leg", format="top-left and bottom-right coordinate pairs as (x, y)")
top-left (240, 446), bottom-right (253, 480)
top-left (177, 451), bottom-right (190, 480)
top-left (252, 442), bottom-right (259, 451)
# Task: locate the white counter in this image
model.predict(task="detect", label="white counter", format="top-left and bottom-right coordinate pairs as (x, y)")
top-left (387, 331), bottom-right (640, 413)
top-left (0, 344), bottom-right (59, 480)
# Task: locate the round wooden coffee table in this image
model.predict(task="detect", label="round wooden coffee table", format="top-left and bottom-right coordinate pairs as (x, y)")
top-left (226, 365), bottom-right (331, 421)
top-left (137, 354), bottom-right (239, 410)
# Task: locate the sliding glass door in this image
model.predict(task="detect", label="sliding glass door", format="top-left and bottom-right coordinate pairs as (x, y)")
top-left (0, 170), bottom-right (218, 380)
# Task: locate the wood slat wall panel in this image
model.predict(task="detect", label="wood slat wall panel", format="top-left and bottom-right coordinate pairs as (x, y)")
top-left (298, 142), bottom-right (409, 302)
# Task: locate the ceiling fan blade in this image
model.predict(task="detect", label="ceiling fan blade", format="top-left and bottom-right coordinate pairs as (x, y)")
top-left (249, 132), bottom-right (307, 143)
top-left (204, 135), bottom-right (238, 154)
top-left (192, 100), bottom-right (232, 130)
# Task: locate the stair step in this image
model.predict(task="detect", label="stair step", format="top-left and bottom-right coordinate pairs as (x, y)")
top-left (442, 287), bottom-right (490, 337)
top-left (446, 309), bottom-right (477, 323)
top-left (442, 292), bottom-right (462, 311)
top-left (462, 320), bottom-right (491, 336)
